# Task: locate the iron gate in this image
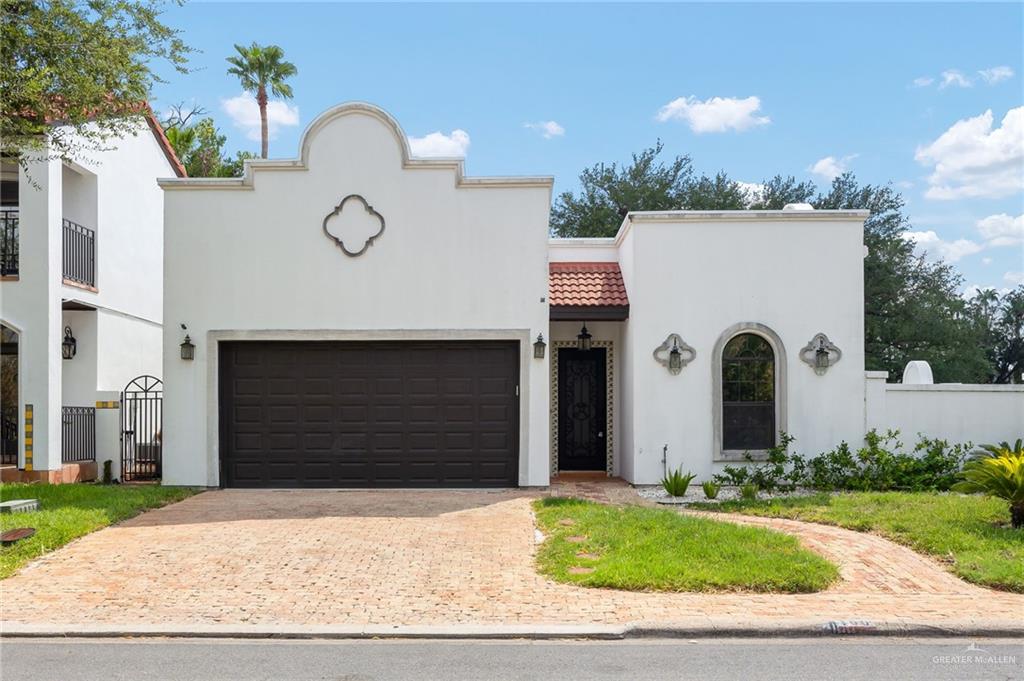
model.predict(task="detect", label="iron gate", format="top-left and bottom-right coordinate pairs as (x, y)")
top-left (121, 375), bottom-right (162, 481)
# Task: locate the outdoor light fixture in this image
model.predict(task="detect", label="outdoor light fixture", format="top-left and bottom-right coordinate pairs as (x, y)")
top-left (576, 324), bottom-right (592, 351)
top-left (179, 323), bottom-right (195, 361)
top-left (668, 339), bottom-right (683, 373)
top-left (800, 332), bottom-right (842, 376)
top-left (653, 333), bottom-right (695, 375)
top-left (61, 326), bottom-right (77, 360)
top-left (815, 345), bottom-right (830, 371)
top-left (533, 333), bottom-right (547, 359)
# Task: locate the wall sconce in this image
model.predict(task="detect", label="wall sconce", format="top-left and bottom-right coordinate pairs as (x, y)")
top-left (669, 340), bottom-right (683, 373)
top-left (533, 333), bottom-right (547, 359)
top-left (61, 326), bottom-right (77, 360)
top-left (179, 323), bottom-right (195, 361)
top-left (652, 333), bottom-right (695, 375)
top-left (576, 323), bottom-right (592, 351)
top-left (800, 333), bottom-right (842, 375)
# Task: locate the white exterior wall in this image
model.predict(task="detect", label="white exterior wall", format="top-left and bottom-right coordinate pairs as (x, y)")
top-left (865, 372), bottom-right (1024, 447)
top-left (549, 211), bottom-right (867, 484)
top-left (0, 120), bottom-right (171, 470)
top-left (160, 103), bottom-right (553, 487)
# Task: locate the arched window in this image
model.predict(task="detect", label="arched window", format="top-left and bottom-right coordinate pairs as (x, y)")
top-left (721, 334), bottom-right (775, 451)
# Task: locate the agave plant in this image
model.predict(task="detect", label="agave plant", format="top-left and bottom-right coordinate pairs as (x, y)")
top-left (701, 481), bottom-right (721, 500)
top-left (952, 442), bottom-right (1024, 529)
top-left (661, 467), bottom-right (697, 497)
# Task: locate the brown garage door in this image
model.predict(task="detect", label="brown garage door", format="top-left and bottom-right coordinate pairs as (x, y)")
top-left (219, 341), bottom-right (519, 488)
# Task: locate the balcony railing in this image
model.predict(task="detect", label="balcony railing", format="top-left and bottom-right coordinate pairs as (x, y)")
top-left (63, 218), bottom-right (95, 288)
top-left (62, 406), bottom-right (96, 463)
top-left (1, 208), bottom-right (17, 277)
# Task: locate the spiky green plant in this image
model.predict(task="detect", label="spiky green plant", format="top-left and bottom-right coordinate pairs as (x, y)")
top-left (740, 483), bottom-right (759, 501)
top-left (702, 481), bottom-right (721, 499)
top-left (661, 467), bottom-right (697, 497)
top-left (953, 442), bottom-right (1024, 529)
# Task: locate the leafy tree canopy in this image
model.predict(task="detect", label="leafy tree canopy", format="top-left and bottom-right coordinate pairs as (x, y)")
top-left (550, 143), bottom-right (1013, 383)
top-left (162, 104), bottom-right (255, 178)
top-left (1, 0), bottom-right (191, 164)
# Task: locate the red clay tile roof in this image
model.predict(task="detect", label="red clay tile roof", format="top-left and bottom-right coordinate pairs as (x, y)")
top-left (143, 108), bottom-right (187, 178)
top-left (549, 261), bottom-right (629, 308)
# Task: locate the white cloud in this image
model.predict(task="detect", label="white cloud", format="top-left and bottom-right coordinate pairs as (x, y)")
top-left (903, 230), bottom-right (983, 262)
top-left (808, 154), bottom-right (858, 181)
top-left (1006, 271), bottom-right (1024, 286)
top-left (978, 65), bottom-right (1014, 85)
top-left (221, 93), bottom-right (300, 142)
top-left (656, 96), bottom-right (770, 133)
top-left (524, 120), bottom-right (565, 139)
top-left (407, 129), bottom-right (470, 158)
top-left (737, 181), bottom-right (764, 205)
top-left (982, 257), bottom-right (993, 265)
top-left (977, 213), bottom-right (1024, 247)
top-left (939, 69), bottom-right (973, 89)
top-left (912, 76), bottom-right (935, 88)
top-left (915, 107), bottom-right (1024, 199)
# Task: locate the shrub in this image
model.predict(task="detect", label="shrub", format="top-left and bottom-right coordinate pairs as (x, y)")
top-left (740, 483), bottom-right (758, 500)
top-left (661, 467), bottom-right (697, 497)
top-left (702, 481), bottom-right (721, 499)
top-left (953, 442), bottom-right (1024, 529)
top-left (713, 433), bottom-right (796, 492)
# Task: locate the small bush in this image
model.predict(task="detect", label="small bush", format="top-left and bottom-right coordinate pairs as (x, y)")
top-left (661, 467), bottom-right (697, 497)
top-left (702, 481), bottom-right (721, 499)
top-left (740, 483), bottom-right (758, 500)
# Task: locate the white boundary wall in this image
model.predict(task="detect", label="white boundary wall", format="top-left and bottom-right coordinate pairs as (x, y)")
top-left (865, 371), bottom-right (1024, 447)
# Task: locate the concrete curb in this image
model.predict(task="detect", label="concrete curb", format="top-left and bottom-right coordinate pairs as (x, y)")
top-left (3, 620), bottom-right (1023, 640)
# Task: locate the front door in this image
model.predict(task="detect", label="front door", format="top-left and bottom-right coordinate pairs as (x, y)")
top-left (557, 347), bottom-right (607, 472)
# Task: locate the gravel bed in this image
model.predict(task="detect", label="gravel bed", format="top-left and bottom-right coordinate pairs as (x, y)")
top-left (635, 485), bottom-right (818, 505)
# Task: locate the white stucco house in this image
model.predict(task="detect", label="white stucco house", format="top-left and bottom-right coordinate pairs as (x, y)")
top-left (152, 101), bottom-right (1022, 489)
top-left (0, 111), bottom-right (185, 482)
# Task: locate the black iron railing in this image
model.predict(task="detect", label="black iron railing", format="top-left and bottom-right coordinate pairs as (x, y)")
top-left (62, 218), bottom-right (95, 287)
top-left (1, 406), bottom-right (17, 465)
top-left (1, 209), bottom-right (17, 277)
top-left (62, 406), bottom-right (96, 463)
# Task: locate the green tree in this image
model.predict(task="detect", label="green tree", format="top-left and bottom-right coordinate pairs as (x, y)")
top-left (162, 107), bottom-right (255, 178)
top-left (970, 286), bottom-right (1024, 384)
top-left (225, 42), bottom-right (297, 159)
top-left (1, 0), bottom-right (190, 164)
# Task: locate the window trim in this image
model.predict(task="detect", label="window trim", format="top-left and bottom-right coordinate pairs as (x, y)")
top-left (712, 322), bottom-right (787, 462)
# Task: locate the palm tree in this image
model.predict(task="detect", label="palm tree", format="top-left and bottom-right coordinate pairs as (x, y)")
top-left (226, 43), bottom-right (297, 158)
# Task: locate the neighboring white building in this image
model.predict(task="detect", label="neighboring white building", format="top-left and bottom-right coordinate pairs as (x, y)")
top-left (0, 112), bottom-right (184, 482)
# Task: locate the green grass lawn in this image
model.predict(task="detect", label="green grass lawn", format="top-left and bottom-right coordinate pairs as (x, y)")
top-left (532, 498), bottom-right (838, 593)
top-left (0, 483), bottom-right (197, 579)
top-left (694, 492), bottom-right (1024, 592)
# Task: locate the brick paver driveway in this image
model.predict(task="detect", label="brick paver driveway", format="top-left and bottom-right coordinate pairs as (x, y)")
top-left (2, 489), bottom-right (1021, 629)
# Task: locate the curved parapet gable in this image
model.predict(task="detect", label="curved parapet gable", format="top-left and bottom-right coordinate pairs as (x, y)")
top-left (158, 101), bottom-right (553, 191)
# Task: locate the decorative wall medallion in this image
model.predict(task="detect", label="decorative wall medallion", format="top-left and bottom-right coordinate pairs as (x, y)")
top-left (799, 333), bottom-right (842, 375)
top-left (652, 334), bottom-right (696, 375)
top-left (322, 194), bottom-right (385, 257)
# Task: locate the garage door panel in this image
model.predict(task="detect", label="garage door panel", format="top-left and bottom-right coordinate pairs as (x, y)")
top-left (220, 340), bottom-right (519, 488)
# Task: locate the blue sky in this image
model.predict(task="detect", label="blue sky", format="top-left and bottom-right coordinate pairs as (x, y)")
top-left (153, 2), bottom-right (1023, 293)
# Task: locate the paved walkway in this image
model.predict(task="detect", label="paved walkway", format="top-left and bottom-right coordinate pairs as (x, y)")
top-left (1, 486), bottom-right (1021, 631)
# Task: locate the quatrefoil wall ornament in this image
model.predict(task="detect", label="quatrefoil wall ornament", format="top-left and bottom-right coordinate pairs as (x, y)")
top-left (653, 334), bottom-right (696, 375)
top-left (799, 333), bottom-right (842, 375)
top-left (322, 194), bottom-right (386, 257)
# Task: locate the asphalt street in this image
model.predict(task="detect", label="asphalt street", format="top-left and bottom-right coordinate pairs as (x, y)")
top-left (1, 637), bottom-right (1022, 681)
